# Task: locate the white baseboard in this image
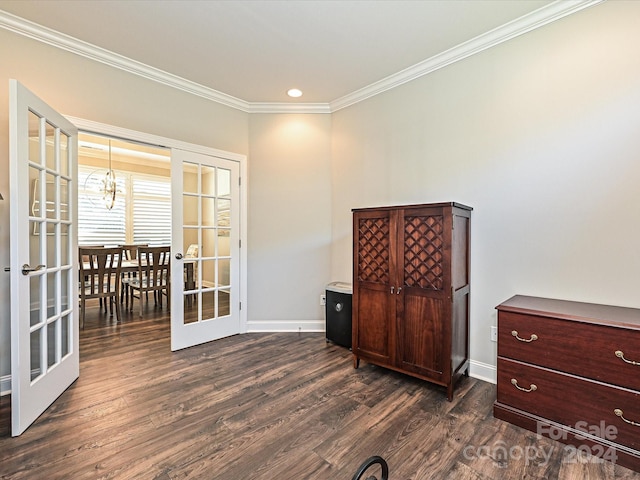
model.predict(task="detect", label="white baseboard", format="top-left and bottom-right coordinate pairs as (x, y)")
top-left (246, 319), bottom-right (325, 333)
top-left (1, 374), bottom-right (11, 396)
top-left (469, 359), bottom-right (497, 384)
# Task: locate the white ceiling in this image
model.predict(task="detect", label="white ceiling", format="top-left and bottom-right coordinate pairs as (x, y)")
top-left (0, 0), bottom-right (599, 112)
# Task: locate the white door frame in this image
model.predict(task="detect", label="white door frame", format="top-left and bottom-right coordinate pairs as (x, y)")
top-left (66, 116), bottom-right (248, 336)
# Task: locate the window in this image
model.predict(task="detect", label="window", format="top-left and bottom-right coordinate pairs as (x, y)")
top-left (78, 167), bottom-right (170, 246)
top-left (132, 175), bottom-right (171, 245)
top-left (78, 168), bottom-right (126, 245)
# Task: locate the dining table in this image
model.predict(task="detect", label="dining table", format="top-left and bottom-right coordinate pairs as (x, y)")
top-left (81, 258), bottom-right (196, 289)
top-left (120, 258), bottom-right (195, 279)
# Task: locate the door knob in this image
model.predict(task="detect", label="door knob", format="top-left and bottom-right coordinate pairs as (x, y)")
top-left (175, 253), bottom-right (183, 260)
top-left (22, 264), bottom-right (45, 275)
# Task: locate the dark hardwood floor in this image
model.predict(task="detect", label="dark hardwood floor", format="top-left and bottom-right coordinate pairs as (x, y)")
top-left (1, 300), bottom-right (639, 479)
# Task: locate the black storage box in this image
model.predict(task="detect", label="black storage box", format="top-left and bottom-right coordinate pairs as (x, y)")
top-left (325, 282), bottom-right (352, 348)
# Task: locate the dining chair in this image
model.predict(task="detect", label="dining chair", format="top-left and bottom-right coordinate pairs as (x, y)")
top-left (125, 245), bottom-right (171, 317)
top-left (79, 245), bottom-right (105, 308)
top-left (78, 246), bottom-right (123, 328)
top-left (119, 243), bottom-right (148, 304)
top-left (185, 243), bottom-right (198, 258)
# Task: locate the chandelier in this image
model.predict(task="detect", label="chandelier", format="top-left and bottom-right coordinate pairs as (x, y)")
top-left (102, 140), bottom-right (117, 210)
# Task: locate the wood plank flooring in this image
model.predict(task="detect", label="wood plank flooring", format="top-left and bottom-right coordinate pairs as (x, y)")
top-left (1, 300), bottom-right (640, 479)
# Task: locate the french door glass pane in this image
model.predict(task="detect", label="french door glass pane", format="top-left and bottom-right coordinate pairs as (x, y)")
top-left (202, 291), bottom-right (215, 316)
top-left (47, 272), bottom-right (56, 314)
top-left (218, 259), bottom-right (230, 287)
top-left (45, 172), bottom-right (56, 219)
top-left (45, 122), bottom-right (56, 171)
top-left (60, 133), bottom-right (69, 177)
top-left (201, 165), bottom-right (215, 195)
top-left (183, 300), bottom-right (198, 324)
top-left (28, 111), bottom-right (40, 162)
top-left (61, 314), bottom-right (70, 357)
top-left (202, 229), bottom-right (215, 257)
top-left (46, 227), bottom-right (56, 268)
top-left (29, 276), bottom-right (41, 328)
top-left (219, 289), bottom-right (231, 317)
top-left (183, 162), bottom-right (197, 194)
top-left (60, 269), bottom-right (70, 312)
top-left (47, 322), bottom-right (57, 368)
top-left (201, 259), bottom-right (214, 287)
top-left (217, 198), bottom-right (230, 227)
top-left (183, 228), bottom-right (198, 252)
top-left (60, 224), bottom-right (69, 265)
top-left (183, 195), bottom-right (198, 226)
top-left (218, 168), bottom-right (231, 197)
top-left (30, 330), bottom-right (41, 381)
top-left (29, 166), bottom-right (40, 213)
top-left (202, 197), bottom-right (215, 227)
top-left (218, 229), bottom-right (230, 255)
top-left (60, 178), bottom-right (69, 221)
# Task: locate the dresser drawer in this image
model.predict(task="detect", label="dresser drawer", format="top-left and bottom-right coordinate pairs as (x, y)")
top-left (497, 358), bottom-right (640, 450)
top-left (498, 311), bottom-right (640, 391)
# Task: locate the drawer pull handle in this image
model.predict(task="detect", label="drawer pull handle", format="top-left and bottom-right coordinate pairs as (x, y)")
top-left (615, 350), bottom-right (639, 366)
top-left (511, 378), bottom-right (537, 393)
top-left (614, 409), bottom-right (640, 427)
top-left (511, 330), bottom-right (538, 343)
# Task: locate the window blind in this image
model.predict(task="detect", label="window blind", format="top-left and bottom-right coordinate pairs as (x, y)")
top-left (78, 168), bottom-right (126, 245)
top-left (132, 176), bottom-right (171, 245)
top-left (78, 167), bottom-right (171, 246)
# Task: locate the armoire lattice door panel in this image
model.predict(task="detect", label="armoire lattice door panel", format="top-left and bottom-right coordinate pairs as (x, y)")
top-left (357, 217), bottom-right (390, 284)
top-left (403, 215), bottom-right (444, 291)
top-left (352, 202), bottom-right (472, 401)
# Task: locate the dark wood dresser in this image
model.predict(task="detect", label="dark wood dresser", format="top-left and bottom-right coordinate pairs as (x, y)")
top-left (494, 295), bottom-right (640, 471)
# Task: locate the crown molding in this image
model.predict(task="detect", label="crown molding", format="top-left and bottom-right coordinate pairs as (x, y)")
top-left (329, 0), bottom-right (605, 112)
top-left (248, 103), bottom-right (331, 114)
top-left (0, 10), bottom-right (252, 113)
top-left (1, 0), bottom-right (604, 115)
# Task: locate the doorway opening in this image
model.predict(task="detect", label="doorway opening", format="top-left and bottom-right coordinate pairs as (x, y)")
top-left (77, 132), bottom-right (172, 337)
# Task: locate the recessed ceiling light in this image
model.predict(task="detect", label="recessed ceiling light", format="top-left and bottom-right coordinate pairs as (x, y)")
top-left (287, 88), bottom-right (303, 98)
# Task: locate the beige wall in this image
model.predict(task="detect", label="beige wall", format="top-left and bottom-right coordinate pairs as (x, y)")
top-left (247, 113), bottom-right (333, 330)
top-left (330, 0), bottom-right (640, 377)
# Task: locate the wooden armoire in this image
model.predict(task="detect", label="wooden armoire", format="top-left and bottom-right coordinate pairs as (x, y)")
top-left (352, 202), bottom-right (472, 400)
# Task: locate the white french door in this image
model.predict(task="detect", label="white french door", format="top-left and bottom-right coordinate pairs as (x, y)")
top-left (9, 80), bottom-right (79, 436)
top-left (170, 148), bottom-right (241, 351)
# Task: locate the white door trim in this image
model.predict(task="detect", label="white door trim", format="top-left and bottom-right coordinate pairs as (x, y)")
top-left (66, 115), bottom-right (248, 335)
